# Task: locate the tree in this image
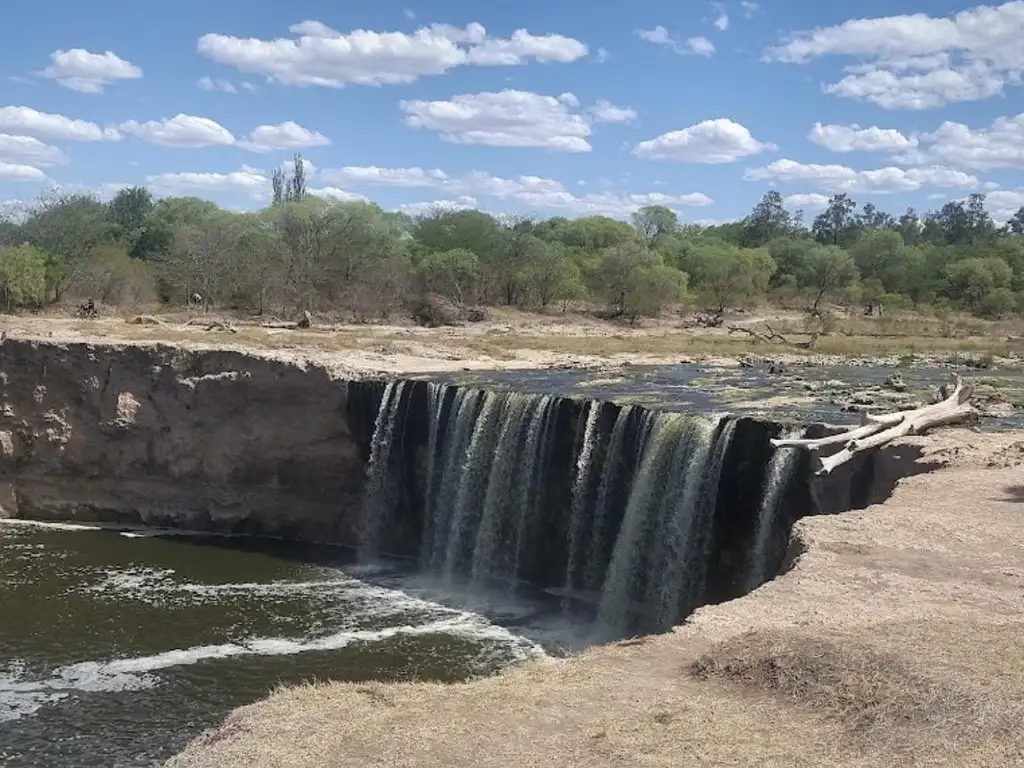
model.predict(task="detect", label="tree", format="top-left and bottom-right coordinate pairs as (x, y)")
top-left (683, 240), bottom-right (774, 312)
top-left (525, 242), bottom-right (586, 309)
top-left (802, 245), bottom-right (858, 311)
top-left (631, 205), bottom-right (678, 244)
top-left (812, 194), bottom-right (858, 247)
top-left (742, 191), bottom-right (797, 247)
top-left (850, 230), bottom-right (909, 293)
top-left (1006, 206), bottom-right (1024, 236)
top-left (0, 245), bottom-right (49, 311)
top-left (419, 248), bottom-right (478, 306)
top-left (289, 154), bottom-right (307, 202)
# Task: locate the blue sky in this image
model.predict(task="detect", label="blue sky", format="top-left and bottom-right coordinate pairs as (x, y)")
top-left (1, 0), bottom-right (1023, 223)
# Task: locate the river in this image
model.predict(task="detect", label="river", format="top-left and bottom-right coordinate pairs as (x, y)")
top-left (0, 522), bottom-right (574, 767)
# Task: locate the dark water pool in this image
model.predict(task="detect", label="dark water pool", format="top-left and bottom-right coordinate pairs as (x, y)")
top-left (0, 523), bottom-right (583, 767)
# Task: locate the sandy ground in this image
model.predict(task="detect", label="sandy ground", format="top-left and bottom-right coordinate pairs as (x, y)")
top-left (2, 308), bottom-right (1020, 379)
top-left (166, 429), bottom-right (1024, 768)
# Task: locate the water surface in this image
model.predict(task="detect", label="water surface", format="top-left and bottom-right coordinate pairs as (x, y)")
top-left (0, 522), bottom-right (563, 767)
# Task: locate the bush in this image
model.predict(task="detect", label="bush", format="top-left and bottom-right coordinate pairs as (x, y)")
top-left (0, 244), bottom-right (49, 310)
top-left (68, 246), bottom-right (157, 308)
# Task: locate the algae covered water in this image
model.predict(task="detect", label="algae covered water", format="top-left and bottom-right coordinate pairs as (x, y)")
top-left (0, 522), bottom-right (553, 767)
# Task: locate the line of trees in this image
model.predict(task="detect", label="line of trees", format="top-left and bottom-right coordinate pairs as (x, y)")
top-left (2, 153), bottom-right (1024, 322)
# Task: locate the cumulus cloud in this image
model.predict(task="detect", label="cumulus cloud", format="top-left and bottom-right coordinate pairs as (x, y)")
top-left (808, 122), bottom-right (918, 152)
top-left (238, 121), bottom-right (331, 152)
top-left (633, 119), bottom-right (775, 163)
top-left (985, 188), bottom-right (1024, 223)
top-left (319, 165), bottom-right (711, 218)
top-left (714, 12), bottom-right (730, 31)
top-left (637, 27), bottom-right (716, 57)
top-left (0, 162), bottom-right (46, 181)
top-left (893, 112), bottom-right (1024, 170)
top-left (120, 114), bottom-right (235, 148)
top-left (307, 187), bottom-right (369, 203)
top-left (197, 21), bottom-right (586, 88)
top-left (0, 106), bottom-right (121, 141)
top-left (587, 100), bottom-right (637, 124)
top-left (38, 49), bottom-right (142, 93)
top-left (765, 2), bottom-right (1024, 109)
top-left (197, 77), bottom-right (237, 93)
top-left (146, 169), bottom-right (269, 198)
top-left (744, 158), bottom-right (979, 193)
top-left (400, 90), bottom-right (593, 152)
top-left (784, 193), bottom-right (831, 211)
top-left (0, 134), bottom-right (68, 167)
top-left (398, 196), bottom-right (480, 216)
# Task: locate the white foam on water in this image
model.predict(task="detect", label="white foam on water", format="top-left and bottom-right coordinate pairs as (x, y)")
top-left (5, 568), bottom-right (548, 723)
top-left (0, 519), bottom-right (104, 532)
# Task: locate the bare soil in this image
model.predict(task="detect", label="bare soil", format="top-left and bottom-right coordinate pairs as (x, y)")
top-left (2, 306), bottom-right (1021, 378)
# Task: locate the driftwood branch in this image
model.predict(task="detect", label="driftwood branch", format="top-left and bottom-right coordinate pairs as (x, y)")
top-left (772, 374), bottom-right (975, 476)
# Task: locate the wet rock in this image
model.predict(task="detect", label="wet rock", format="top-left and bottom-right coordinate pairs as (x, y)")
top-left (884, 372), bottom-right (908, 392)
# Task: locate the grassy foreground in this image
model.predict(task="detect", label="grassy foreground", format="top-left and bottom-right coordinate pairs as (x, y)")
top-left (167, 430), bottom-right (1024, 768)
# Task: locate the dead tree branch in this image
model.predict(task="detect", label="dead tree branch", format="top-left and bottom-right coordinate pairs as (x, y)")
top-left (772, 374), bottom-right (975, 476)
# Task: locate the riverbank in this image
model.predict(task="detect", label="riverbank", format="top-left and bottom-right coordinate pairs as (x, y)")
top-left (169, 428), bottom-right (1024, 768)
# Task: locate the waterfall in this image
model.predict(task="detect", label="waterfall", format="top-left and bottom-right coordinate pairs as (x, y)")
top-left (357, 380), bottom-right (407, 555)
top-left (562, 401), bottom-right (603, 607)
top-left (595, 414), bottom-right (735, 636)
top-left (745, 434), bottom-right (801, 591)
top-left (358, 379), bottom-right (805, 639)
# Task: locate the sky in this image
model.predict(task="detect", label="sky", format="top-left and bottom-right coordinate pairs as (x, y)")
top-left (1, 0), bottom-right (1023, 224)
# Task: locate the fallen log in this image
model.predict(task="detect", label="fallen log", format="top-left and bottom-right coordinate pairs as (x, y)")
top-left (772, 374), bottom-right (975, 476)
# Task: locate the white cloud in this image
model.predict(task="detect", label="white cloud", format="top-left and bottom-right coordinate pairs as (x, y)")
top-left (588, 100), bottom-right (637, 124)
top-left (637, 27), bottom-right (716, 56)
top-left (687, 37), bottom-right (716, 57)
top-left (808, 122), bottom-right (917, 152)
top-left (398, 196), bottom-right (479, 216)
top-left (146, 169), bottom-right (269, 198)
top-left (634, 27), bottom-right (716, 56)
top-left (766, 2), bottom-right (1024, 109)
top-left (197, 21), bottom-right (586, 88)
top-left (319, 164), bottom-right (711, 218)
top-left (38, 49), bottom-right (142, 93)
top-left (784, 193), bottom-right (831, 211)
top-left (403, 8), bottom-right (416, 20)
top-left (238, 121), bottom-right (330, 153)
top-left (0, 162), bottom-right (46, 181)
top-left (0, 134), bottom-right (68, 167)
top-left (985, 188), bottom-right (1024, 222)
top-left (400, 90), bottom-right (593, 152)
top-left (744, 158), bottom-right (979, 193)
top-left (741, 1), bottom-right (760, 16)
top-left (895, 112), bottom-right (1024, 170)
top-left (120, 114), bottom-right (235, 148)
top-left (307, 186), bottom-right (369, 203)
top-left (714, 13), bottom-right (730, 31)
top-left (825, 67), bottom-right (1003, 110)
top-left (0, 106), bottom-right (121, 141)
top-left (197, 77), bottom-right (237, 93)
top-left (595, 47), bottom-right (610, 63)
top-left (634, 118), bottom-right (775, 163)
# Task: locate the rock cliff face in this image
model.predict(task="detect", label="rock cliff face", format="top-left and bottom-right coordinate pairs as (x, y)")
top-left (0, 340), bottom-right (369, 541)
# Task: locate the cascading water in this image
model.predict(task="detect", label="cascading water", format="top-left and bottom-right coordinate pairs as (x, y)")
top-left (358, 380), bottom-right (805, 638)
top-left (745, 434), bottom-right (802, 591)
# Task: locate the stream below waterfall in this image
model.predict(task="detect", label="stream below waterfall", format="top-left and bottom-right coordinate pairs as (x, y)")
top-left (0, 522), bottom-right (580, 768)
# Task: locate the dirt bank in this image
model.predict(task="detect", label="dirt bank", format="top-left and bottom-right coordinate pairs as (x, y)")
top-left (168, 429), bottom-right (1024, 768)
top-left (0, 339), bottom-right (368, 539)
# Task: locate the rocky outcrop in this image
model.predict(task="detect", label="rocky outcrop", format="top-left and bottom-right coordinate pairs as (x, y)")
top-left (0, 340), bottom-right (369, 541)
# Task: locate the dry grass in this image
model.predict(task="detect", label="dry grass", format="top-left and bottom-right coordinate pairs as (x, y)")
top-left (691, 625), bottom-right (1024, 759)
